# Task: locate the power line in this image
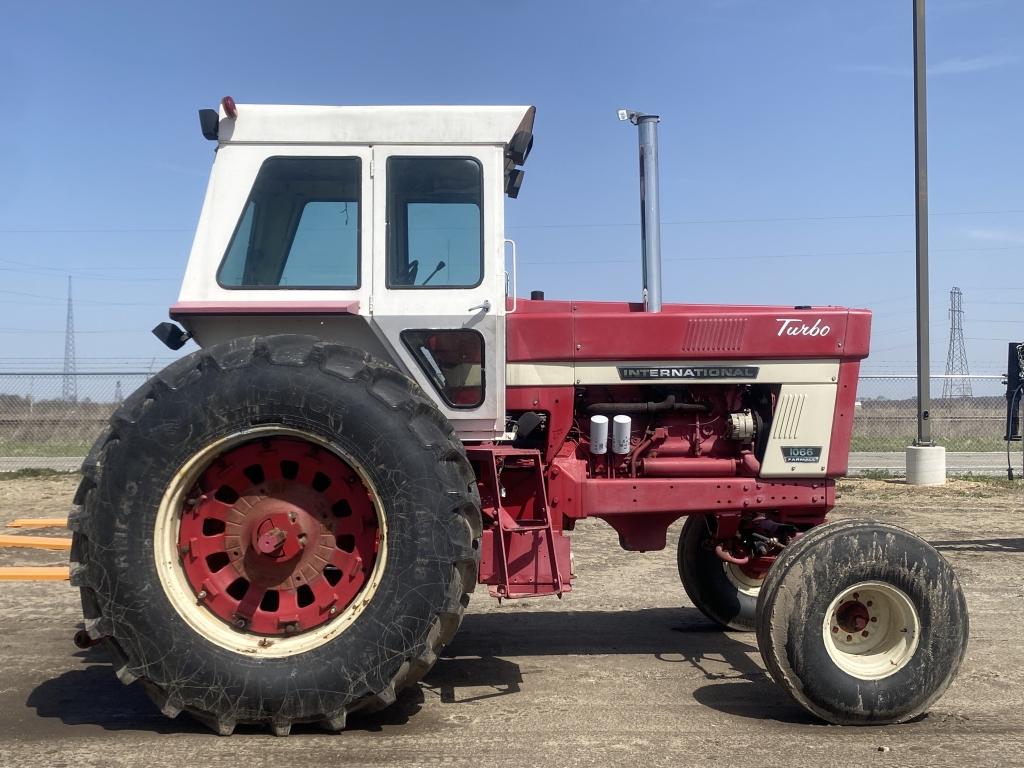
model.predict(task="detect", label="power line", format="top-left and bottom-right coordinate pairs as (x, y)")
top-left (0, 328), bottom-right (144, 335)
top-left (520, 244), bottom-right (1023, 266)
top-left (0, 289), bottom-right (154, 306)
top-left (0, 257), bottom-right (177, 272)
top-left (1, 207), bottom-right (1023, 235)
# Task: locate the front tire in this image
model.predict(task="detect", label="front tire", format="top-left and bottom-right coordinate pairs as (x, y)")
top-left (755, 519), bottom-right (969, 725)
top-left (677, 516), bottom-right (764, 631)
top-left (69, 335), bottom-right (481, 735)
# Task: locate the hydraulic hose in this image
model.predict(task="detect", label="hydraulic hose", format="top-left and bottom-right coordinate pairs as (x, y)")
top-left (586, 395), bottom-right (709, 414)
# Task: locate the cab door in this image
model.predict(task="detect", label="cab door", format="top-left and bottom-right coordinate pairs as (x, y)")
top-left (368, 145), bottom-right (506, 439)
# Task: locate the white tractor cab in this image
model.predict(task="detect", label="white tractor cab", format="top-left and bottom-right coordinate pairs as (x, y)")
top-left (169, 99), bottom-right (535, 439)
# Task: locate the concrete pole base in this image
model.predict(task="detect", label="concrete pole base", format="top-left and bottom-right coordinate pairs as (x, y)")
top-left (906, 445), bottom-right (946, 485)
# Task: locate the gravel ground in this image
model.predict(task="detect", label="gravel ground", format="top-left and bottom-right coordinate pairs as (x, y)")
top-left (0, 473), bottom-right (1021, 767)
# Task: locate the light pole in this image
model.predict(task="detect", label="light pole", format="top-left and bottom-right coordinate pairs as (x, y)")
top-left (907, 0), bottom-right (946, 484)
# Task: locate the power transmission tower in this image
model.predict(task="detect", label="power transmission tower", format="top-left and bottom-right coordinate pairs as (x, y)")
top-left (62, 275), bottom-right (77, 402)
top-left (943, 286), bottom-right (971, 399)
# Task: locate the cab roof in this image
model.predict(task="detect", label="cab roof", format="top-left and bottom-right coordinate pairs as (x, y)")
top-left (215, 103), bottom-right (536, 147)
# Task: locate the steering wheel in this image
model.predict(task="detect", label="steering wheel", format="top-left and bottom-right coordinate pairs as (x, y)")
top-left (400, 259), bottom-right (419, 286)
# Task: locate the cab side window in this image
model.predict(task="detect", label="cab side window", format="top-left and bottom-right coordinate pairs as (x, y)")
top-left (401, 329), bottom-right (485, 408)
top-left (386, 157), bottom-right (483, 289)
top-left (218, 157), bottom-right (360, 289)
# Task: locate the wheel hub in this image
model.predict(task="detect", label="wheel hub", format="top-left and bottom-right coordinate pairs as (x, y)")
top-left (250, 507), bottom-right (306, 560)
top-left (835, 600), bottom-right (870, 633)
top-left (176, 437), bottom-right (381, 637)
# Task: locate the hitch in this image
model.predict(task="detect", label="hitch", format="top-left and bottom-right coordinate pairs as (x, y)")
top-left (73, 629), bottom-right (101, 649)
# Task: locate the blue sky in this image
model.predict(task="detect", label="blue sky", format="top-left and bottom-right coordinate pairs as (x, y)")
top-left (1, 0), bottom-right (1022, 374)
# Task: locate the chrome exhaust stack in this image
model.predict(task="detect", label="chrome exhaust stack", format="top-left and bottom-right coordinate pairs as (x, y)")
top-left (619, 109), bottom-right (663, 313)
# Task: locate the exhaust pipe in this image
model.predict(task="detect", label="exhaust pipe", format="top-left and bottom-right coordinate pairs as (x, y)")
top-left (619, 109), bottom-right (663, 313)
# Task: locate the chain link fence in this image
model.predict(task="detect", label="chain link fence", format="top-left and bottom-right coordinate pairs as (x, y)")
top-left (854, 374), bottom-right (1008, 453)
top-left (0, 372), bottom-right (1013, 471)
top-left (0, 373), bottom-right (151, 471)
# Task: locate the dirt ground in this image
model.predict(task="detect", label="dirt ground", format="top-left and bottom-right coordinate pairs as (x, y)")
top-left (0, 473), bottom-right (1022, 767)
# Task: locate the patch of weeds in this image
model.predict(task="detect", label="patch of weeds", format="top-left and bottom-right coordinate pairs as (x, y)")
top-left (850, 469), bottom-right (898, 481)
top-left (951, 472), bottom-right (1024, 490)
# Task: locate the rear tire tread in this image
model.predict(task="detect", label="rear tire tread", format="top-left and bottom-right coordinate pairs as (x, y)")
top-left (71, 335), bottom-right (481, 735)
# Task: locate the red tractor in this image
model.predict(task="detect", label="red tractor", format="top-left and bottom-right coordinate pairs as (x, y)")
top-left (69, 99), bottom-right (968, 735)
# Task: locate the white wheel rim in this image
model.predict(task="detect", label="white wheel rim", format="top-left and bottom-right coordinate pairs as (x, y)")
top-left (822, 580), bottom-right (921, 680)
top-left (154, 426), bottom-right (388, 659)
top-left (723, 561), bottom-right (763, 597)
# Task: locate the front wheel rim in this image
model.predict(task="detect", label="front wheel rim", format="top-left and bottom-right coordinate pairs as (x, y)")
top-left (154, 427), bottom-right (388, 658)
top-left (821, 580), bottom-right (921, 680)
top-left (723, 561), bottom-right (763, 596)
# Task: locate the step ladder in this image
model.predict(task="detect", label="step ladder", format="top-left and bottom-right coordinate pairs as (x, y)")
top-left (467, 446), bottom-right (566, 599)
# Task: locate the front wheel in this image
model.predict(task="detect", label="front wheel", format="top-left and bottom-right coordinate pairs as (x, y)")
top-left (755, 519), bottom-right (969, 725)
top-left (677, 516), bottom-right (766, 631)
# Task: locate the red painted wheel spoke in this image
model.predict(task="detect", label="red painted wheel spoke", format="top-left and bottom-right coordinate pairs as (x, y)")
top-left (195, 563), bottom-right (243, 596)
top-left (178, 436), bottom-right (380, 637)
top-left (235, 583), bottom-right (266, 621)
top-left (308, 576), bottom-right (341, 607)
top-left (331, 547), bottom-right (363, 581)
top-left (187, 498), bottom-right (235, 524)
top-left (275, 586), bottom-right (299, 616)
top-left (181, 534), bottom-right (228, 562)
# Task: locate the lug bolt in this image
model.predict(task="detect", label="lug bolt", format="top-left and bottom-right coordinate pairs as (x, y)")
top-left (234, 618), bottom-right (247, 630)
top-left (866, 600), bottom-right (873, 607)
top-left (846, 635), bottom-right (853, 642)
top-left (832, 626), bottom-right (838, 633)
top-left (196, 589), bottom-right (208, 601)
top-left (861, 630), bottom-right (869, 637)
top-left (870, 616), bottom-right (877, 623)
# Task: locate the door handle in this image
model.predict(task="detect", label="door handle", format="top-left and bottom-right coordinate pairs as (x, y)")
top-left (467, 300), bottom-right (491, 313)
top-left (504, 238), bottom-right (517, 313)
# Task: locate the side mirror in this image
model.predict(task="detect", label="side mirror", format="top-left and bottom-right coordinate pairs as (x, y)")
top-left (198, 109), bottom-right (219, 141)
top-left (506, 130), bottom-right (533, 166)
top-left (152, 322), bottom-right (191, 351)
top-left (505, 168), bottom-right (525, 199)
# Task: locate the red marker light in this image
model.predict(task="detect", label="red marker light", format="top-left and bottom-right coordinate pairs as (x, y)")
top-left (221, 96), bottom-right (238, 119)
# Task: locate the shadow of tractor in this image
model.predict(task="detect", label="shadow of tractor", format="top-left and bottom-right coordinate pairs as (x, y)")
top-left (27, 607), bottom-right (814, 734)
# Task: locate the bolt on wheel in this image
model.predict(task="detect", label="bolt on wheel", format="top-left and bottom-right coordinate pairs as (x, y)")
top-left (756, 519), bottom-right (969, 725)
top-left (678, 515), bottom-right (770, 631)
top-left (822, 581), bottom-right (920, 680)
top-left (155, 429), bottom-right (388, 658)
top-left (72, 337), bottom-right (482, 734)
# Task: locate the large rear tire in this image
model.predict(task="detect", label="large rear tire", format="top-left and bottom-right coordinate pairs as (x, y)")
top-left (755, 519), bottom-right (969, 725)
top-left (69, 335), bottom-right (481, 735)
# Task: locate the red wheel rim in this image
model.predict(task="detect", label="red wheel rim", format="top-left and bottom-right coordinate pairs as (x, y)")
top-left (177, 437), bottom-right (380, 636)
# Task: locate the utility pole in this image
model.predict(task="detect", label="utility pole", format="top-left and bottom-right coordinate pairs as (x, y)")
top-left (913, 0), bottom-right (930, 444)
top-left (62, 275), bottom-right (77, 403)
top-left (907, 0), bottom-right (946, 484)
